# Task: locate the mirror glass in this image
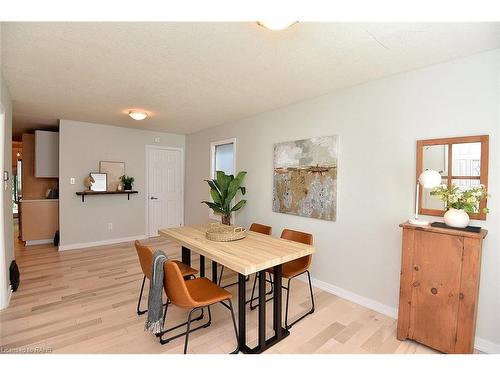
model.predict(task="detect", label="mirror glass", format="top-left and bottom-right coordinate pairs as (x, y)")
top-left (421, 142), bottom-right (483, 211)
top-left (451, 142), bottom-right (481, 176)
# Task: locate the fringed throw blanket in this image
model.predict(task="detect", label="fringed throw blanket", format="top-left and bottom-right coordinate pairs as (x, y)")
top-left (144, 250), bottom-right (168, 334)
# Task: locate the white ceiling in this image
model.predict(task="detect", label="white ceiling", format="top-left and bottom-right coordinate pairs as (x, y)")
top-left (2, 22), bottom-right (500, 136)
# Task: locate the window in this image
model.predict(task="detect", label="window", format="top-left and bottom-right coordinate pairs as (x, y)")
top-left (210, 139), bottom-right (235, 179)
top-left (209, 139), bottom-right (236, 219)
top-left (417, 135), bottom-right (489, 220)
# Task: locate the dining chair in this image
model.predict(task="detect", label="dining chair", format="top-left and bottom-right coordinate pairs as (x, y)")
top-left (249, 229), bottom-right (315, 329)
top-left (218, 223), bottom-right (272, 288)
top-left (159, 261), bottom-right (239, 354)
top-left (134, 240), bottom-right (198, 315)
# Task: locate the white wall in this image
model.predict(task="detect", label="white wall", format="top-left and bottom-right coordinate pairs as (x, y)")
top-left (59, 120), bottom-right (185, 249)
top-left (0, 22), bottom-right (14, 309)
top-left (185, 49), bottom-right (500, 351)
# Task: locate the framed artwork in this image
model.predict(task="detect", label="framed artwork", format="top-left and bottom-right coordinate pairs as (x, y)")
top-left (273, 136), bottom-right (338, 221)
top-left (90, 173), bottom-right (107, 192)
top-left (99, 161), bottom-right (125, 191)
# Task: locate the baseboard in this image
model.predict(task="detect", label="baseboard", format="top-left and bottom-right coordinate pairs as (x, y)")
top-left (297, 274), bottom-right (398, 319)
top-left (25, 239), bottom-right (53, 246)
top-left (296, 274), bottom-right (498, 353)
top-left (474, 337), bottom-right (500, 354)
top-left (58, 234), bottom-right (148, 251)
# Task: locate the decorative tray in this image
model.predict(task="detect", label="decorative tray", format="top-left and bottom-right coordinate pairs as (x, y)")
top-left (205, 223), bottom-right (246, 242)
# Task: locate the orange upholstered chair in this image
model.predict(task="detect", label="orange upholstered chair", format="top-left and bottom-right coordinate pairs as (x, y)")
top-left (159, 261), bottom-right (239, 354)
top-left (249, 229), bottom-right (315, 329)
top-left (134, 240), bottom-right (198, 315)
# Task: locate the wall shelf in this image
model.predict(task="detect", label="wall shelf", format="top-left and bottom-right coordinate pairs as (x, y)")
top-left (75, 190), bottom-right (138, 202)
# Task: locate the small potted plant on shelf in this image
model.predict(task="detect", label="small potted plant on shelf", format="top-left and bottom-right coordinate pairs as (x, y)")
top-left (430, 183), bottom-right (489, 228)
top-left (202, 171), bottom-right (247, 225)
top-left (119, 175), bottom-right (135, 191)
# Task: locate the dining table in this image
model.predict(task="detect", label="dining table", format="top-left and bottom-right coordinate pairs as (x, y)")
top-left (159, 224), bottom-right (316, 354)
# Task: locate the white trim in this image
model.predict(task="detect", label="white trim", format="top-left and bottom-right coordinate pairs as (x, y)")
top-left (209, 138), bottom-right (236, 221)
top-left (297, 274), bottom-right (397, 318)
top-left (296, 274), bottom-right (498, 353)
top-left (145, 145), bottom-right (185, 237)
top-left (0, 285), bottom-right (12, 310)
top-left (0, 104), bottom-right (7, 311)
top-left (25, 239), bottom-right (53, 246)
top-left (58, 234), bottom-right (147, 252)
top-left (474, 337), bottom-right (500, 354)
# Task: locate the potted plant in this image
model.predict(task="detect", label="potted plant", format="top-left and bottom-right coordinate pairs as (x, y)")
top-left (202, 171), bottom-right (247, 225)
top-left (119, 175), bottom-right (135, 191)
top-left (430, 183), bottom-right (489, 228)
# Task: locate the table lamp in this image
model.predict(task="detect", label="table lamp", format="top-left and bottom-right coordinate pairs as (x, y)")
top-left (409, 169), bottom-right (442, 225)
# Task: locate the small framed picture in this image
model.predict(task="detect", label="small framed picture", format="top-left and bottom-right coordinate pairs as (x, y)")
top-left (99, 161), bottom-right (125, 191)
top-left (90, 173), bottom-right (107, 192)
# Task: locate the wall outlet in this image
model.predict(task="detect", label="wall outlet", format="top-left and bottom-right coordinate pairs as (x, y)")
top-left (107, 223), bottom-right (113, 231)
top-left (70, 177), bottom-right (75, 185)
top-left (154, 137), bottom-right (160, 143)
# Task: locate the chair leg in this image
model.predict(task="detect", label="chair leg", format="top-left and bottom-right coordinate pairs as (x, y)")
top-left (249, 273), bottom-right (274, 309)
top-left (136, 276), bottom-right (147, 315)
top-left (285, 271), bottom-right (315, 329)
top-left (218, 266), bottom-right (225, 286)
top-left (227, 299), bottom-right (240, 354)
top-left (183, 308), bottom-right (197, 354)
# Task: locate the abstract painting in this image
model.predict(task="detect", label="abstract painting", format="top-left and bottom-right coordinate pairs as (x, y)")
top-left (273, 136), bottom-right (338, 221)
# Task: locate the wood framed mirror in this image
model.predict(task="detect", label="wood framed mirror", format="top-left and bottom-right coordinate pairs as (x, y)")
top-left (416, 135), bottom-right (489, 220)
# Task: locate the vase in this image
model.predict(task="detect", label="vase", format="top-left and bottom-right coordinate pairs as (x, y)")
top-left (444, 208), bottom-right (470, 228)
top-left (221, 214), bottom-right (231, 226)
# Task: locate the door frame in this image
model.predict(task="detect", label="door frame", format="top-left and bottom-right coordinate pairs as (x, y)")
top-left (145, 145), bottom-right (185, 237)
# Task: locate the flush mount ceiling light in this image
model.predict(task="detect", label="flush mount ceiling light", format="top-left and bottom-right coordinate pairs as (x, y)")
top-left (128, 110), bottom-right (148, 121)
top-left (257, 21), bottom-right (298, 31)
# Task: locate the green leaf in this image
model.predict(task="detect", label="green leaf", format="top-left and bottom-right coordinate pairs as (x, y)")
top-left (201, 201), bottom-right (224, 214)
top-left (210, 189), bottom-right (222, 205)
top-left (239, 186), bottom-right (246, 195)
top-left (230, 199), bottom-right (247, 212)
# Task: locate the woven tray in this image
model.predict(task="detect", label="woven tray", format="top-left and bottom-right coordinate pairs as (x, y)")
top-left (205, 223), bottom-right (246, 242)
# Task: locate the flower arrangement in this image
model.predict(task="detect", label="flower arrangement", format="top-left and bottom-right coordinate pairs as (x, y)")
top-left (430, 183), bottom-right (489, 214)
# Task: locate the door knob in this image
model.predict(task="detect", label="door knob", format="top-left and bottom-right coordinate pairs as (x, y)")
top-left (150, 196), bottom-right (158, 200)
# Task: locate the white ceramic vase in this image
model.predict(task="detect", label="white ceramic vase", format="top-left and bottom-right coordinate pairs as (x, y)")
top-left (444, 208), bottom-right (470, 228)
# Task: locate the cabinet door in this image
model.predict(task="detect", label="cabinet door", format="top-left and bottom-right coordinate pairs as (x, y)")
top-left (410, 230), bottom-right (463, 353)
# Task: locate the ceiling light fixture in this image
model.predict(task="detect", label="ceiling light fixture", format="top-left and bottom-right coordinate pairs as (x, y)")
top-left (128, 110), bottom-right (148, 121)
top-left (257, 21), bottom-right (298, 31)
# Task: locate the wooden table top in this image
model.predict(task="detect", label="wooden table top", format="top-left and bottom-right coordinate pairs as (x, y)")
top-left (159, 225), bottom-right (316, 276)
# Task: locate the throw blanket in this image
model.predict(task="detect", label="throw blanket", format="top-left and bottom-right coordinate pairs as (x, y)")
top-left (144, 250), bottom-right (168, 334)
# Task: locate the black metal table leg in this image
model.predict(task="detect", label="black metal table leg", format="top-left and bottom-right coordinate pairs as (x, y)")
top-left (273, 264), bottom-right (283, 340)
top-left (258, 270), bottom-right (266, 348)
top-left (238, 273), bottom-right (247, 351)
top-left (182, 246), bottom-right (191, 266)
top-left (212, 261), bottom-right (218, 284)
top-left (199, 255), bottom-right (205, 277)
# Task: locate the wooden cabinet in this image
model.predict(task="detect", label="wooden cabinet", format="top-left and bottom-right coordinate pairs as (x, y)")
top-left (397, 222), bottom-right (487, 354)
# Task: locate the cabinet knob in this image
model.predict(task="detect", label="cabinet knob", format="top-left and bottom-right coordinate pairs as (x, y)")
top-left (431, 287), bottom-right (438, 295)
top-left (413, 265), bottom-right (420, 271)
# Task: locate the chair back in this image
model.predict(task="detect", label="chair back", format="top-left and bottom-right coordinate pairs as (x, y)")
top-left (134, 240), bottom-right (153, 280)
top-left (163, 261), bottom-right (196, 309)
top-left (249, 223), bottom-right (272, 235)
top-left (281, 229), bottom-right (314, 271)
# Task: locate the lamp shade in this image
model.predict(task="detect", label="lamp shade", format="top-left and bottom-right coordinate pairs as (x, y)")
top-left (418, 169), bottom-right (442, 189)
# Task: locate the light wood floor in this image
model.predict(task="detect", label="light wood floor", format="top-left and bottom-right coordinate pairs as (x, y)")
top-left (0, 231), bottom-right (440, 354)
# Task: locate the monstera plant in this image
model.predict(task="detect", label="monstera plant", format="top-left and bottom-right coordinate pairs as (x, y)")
top-left (202, 171), bottom-right (247, 225)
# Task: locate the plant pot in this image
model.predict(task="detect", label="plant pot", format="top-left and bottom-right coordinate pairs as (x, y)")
top-left (221, 214), bottom-right (231, 226)
top-left (123, 183), bottom-right (132, 191)
top-left (444, 208), bottom-right (470, 228)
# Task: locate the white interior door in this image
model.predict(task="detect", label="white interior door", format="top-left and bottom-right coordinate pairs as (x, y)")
top-left (147, 148), bottom-right (182, 237)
